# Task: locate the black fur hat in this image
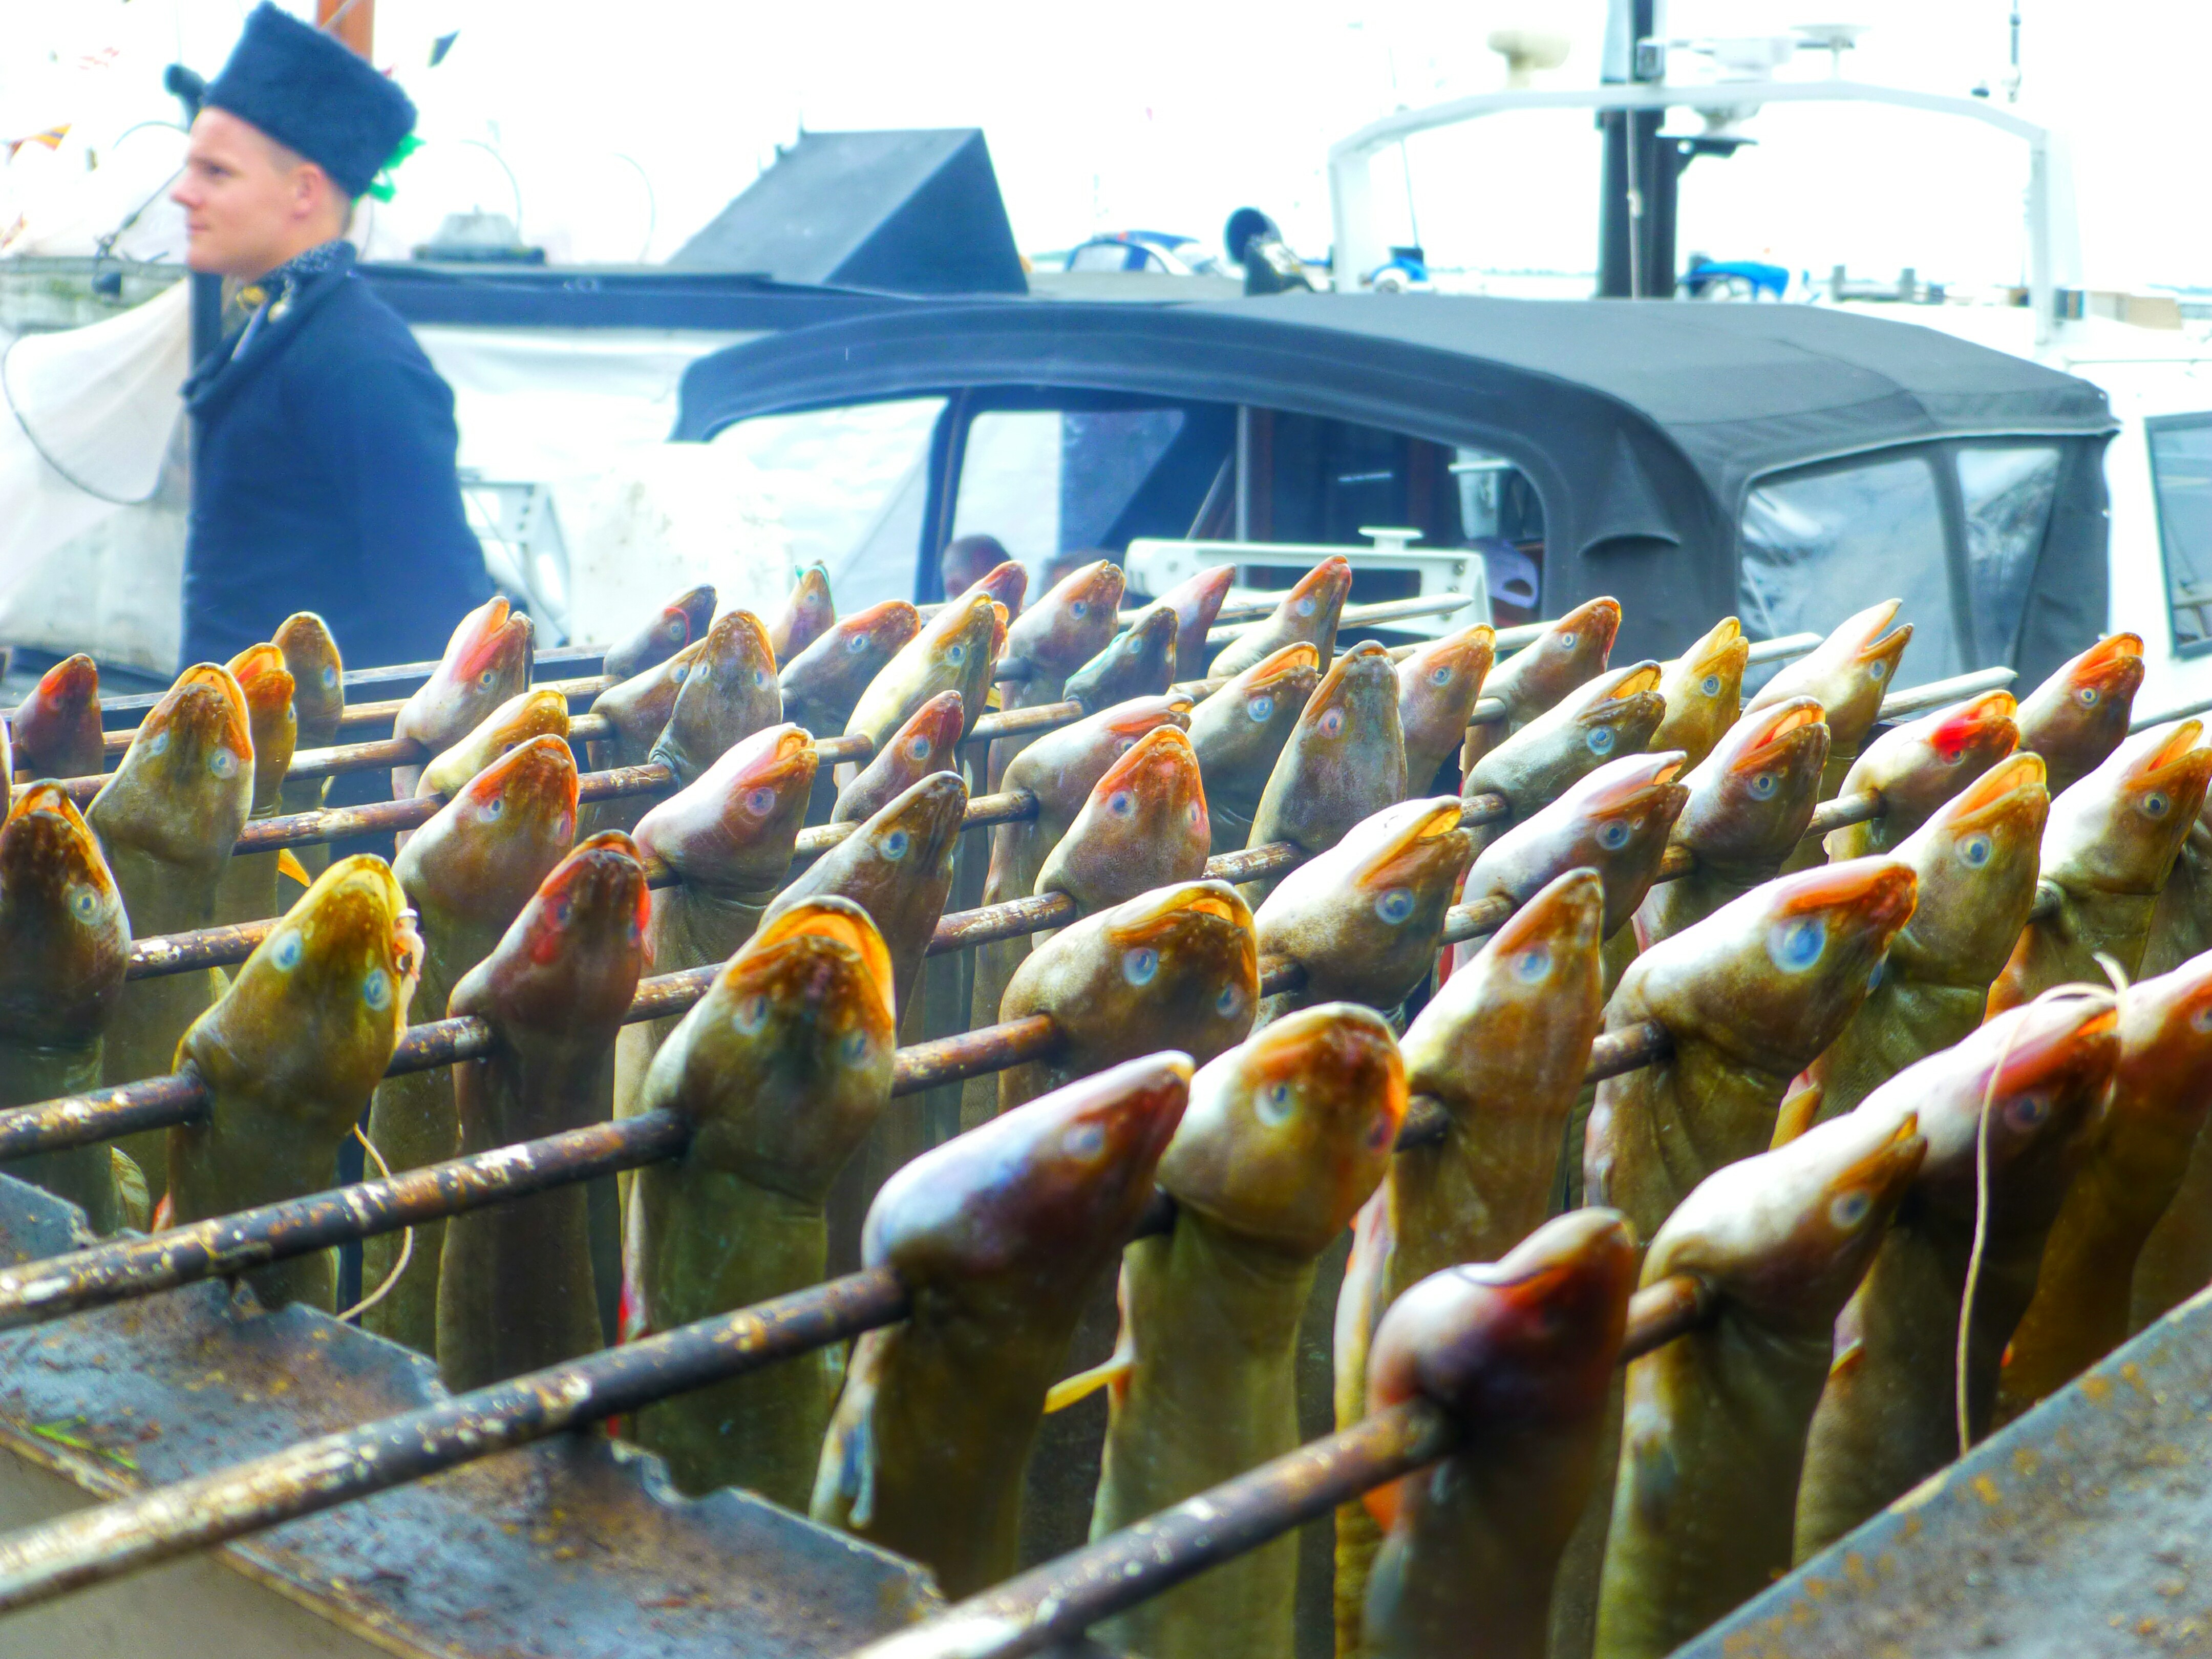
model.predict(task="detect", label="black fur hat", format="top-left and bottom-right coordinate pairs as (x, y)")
top-left (200, 3), bottom-right (416, 197)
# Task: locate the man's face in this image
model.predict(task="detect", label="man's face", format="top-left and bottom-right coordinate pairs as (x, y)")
top-left (171, 109), bottom-right (325, 279)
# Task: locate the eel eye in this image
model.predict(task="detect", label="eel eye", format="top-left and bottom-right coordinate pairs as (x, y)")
top-left (1828, 1190), bottom-right (1873, 1228)
top-left (736, 993), bottom-right (770, 1033)
top-left (1071, 600), bottom-right (1088, 618)
top-left (1217, 982), bottom-right (1244, 1016)
top-left (745, 787), bottom-right (776, 816)
top-left (1586, 727), bottom-right (1615, 756)
top-left (1868, 660), bottom-right (1890, 683)
top-left (271, 931), bottom-right (303, 970)
top-left (1256, 1081), bottom-right (1295, 1125)
top-left (847, 633), bottom-right (869, 654)
top-left (1558, 632), bottom-right (1578, 651)
top-left (68, 885), bottom-right (100, 923)
top-left (322, 666), bottom-right (339, 689)
top-left (1960, 833), bottom-right (1993, 868)
top-left (1123, 946), bottom-right (1159, 986)
top-left (1430, 665), bottom-right (1452, 687)
top-left (1248, 695), bottom-right (1274, 722)
top-left (1320, 708), bottom-right (1345, 738)
top-left (883, 829), bottom-right (910, 859)
top-left (1296, 595), bottom-right (1317, 617)
top-left (1769, 917), bottom-right (1827, 972)
top-left (1700, 673), bottom-right (1722, 697)
top-left (1597, 820), bottom-right (1631, 851)
top-left (2077, 686), bottom-right (2100, 707)
top-left (1108, 790), bottom-right (1136, 818)
top-left (1514, 946), bottom-right (1550, 983)
top-left (945, 644), bottom-right (966, 666)
top-left (362, 967), bottom-right (391, 1010)
top-left (1374, 887), bottom-right (1416, 925)
top-left (2142, 791), bottom-right (2172, 820)
top-left (209, 749), bottom-right (238, 779)
top-left (1750, 773), bottom-right (1778, 799)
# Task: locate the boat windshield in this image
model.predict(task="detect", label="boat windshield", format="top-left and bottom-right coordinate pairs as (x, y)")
top-left (2149, 415), bottom-right (2212, 654)
top-left (1740, 451), bottom-right (1965, 679)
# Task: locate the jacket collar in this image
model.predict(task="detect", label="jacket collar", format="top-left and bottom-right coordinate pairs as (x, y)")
top-left (184, 240), bottom-right (358, 420)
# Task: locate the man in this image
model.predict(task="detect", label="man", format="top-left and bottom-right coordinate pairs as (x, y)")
top-left (939, 532), bottom-right (1011, 603)
top-left (168, 3), bottom-right (491, 670)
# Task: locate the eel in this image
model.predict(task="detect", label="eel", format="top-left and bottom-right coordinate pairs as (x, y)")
top-left (1246, 641), bottom-right (1408, 904)
top-left (649, 609), bottom-right (782, 790)
top-left (1804, 752), bottom-right (2049, 1119)
top-left (1064, 601), bottom-right (1180, 714)
top-left (2001, 948), bottom-right (2212, 1410)
top-left (1591, 1107), bottom-right (1926, 1659)
top-left (1457, 595), bottom-right (1620, 776)
top-left (2142, 792), bottom-right (2212, 977)
top-left (1585, 856), bottom-right (1918, 1249)
top-left (1634, 696), bottom-right (1828, 952)
top-left (1333, 868), bottom-right (1608, 1653)
top-left (1649, 615), bottom-right (1750, 770)
top-left (777, 599), bottom-right (922, 740)
top-left (0, 784), bottom-right (133, 1231)
top-left (1084, 1004), bottom-right (1407, 1659)
top-left (414, 686), bottom-right (571, 801)
top-left (437, 831), bottom-right (648, 1391)
top-left (601, 581), bottom-right (715, 682)
top-left (1396, 623), bottom-right (1496, 794)
top-left (1151, 561), bottom-right (1237, 674)
top-left (11, 654), bottom-right (104, 781)
top-left (963, 694), bottom-right (1195, 1125)
top-left (2014, 629), bottom-right (2144, 798)
top-left (1357, 1208), bottom-right (1639, 1659)
top-left (811, 1052), bottom-right (1190, 1597)
top-left (1031, 725), bottom-right (1212, 928)
top-left (1189, 643), bottom-right (1322, 856)
top-left (1209, 556), bottom-right (1353, 680)
top-left (833, 691), bottom-right (965, 825)
top-left (1463, 661), bottom-right (1666, 853)
top-left (764, 771), bottom-right (967, 1021)
top-left (845, 588), bottom-right (1007, 755)
top-left (958, 558), bottom-right (1030, 622)
top-left (1457, 751), bottom-right (1690, 970)
top-left (2132, 947), bottom-right (2212, 1327)
top-left (1741, 599), bottom-right (1911, 866)
top-left (209, 642), bottom-right (299, 926)
top-left (1252, 795), bottom-right (1474, 1023)
top-left (629, 898), bottom-right (898, 1507)
top-left (89, 663), bottom-right (255, 1197)
top-left (273, 613), bottom-right (343, 881)
top-left (1792, 991), bottom-right (2119, 1559)
top-left (165, 855), bottom-right (421, 1311)
top-left (1987, 717), bottom-right (2212, 1012)
top-left (390, 594), bottom-right (533, 797)
top-left (611, 724), bottom-right (818, 1139)
top-left (580, 638), bottom-right (705, 837)
top-left (987, 559), bottom-right (1125, 790)
top-left (997, 879), bottom-right (1260, 1113)
top-left (1821, 688), bottom-right (2019, 860)
top-left (768, 565), bottom-right (834, 663)
top-left (363, 733), bottom-right (580, 1353)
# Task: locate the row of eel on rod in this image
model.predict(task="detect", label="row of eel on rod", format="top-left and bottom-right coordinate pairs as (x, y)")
top-left (0, 554), bottom-right (2198, 1659)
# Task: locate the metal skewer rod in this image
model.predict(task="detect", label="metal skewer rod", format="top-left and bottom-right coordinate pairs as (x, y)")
top-left (848, 1272), bottom-right (1717, 1659)
top-left (0, 1014), bottom-right (1676, 1337)
top-left (3, 776), bottom-right (1887, 1162)
top-left (0, 1200), bottom-right (1714, 1623)
top-left (120, 788), bottom-right (1050, 981)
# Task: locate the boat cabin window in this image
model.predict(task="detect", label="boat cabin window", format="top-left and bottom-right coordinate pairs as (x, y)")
top-left (1740, 453), bottom-right (1965, 680)
top-left (1239, 411), bottom-right (1545, 621)
top-left (950, 407), bottom-right (1190, 576)
top-left (711, 396), bottom-right (945, 606)
top-left (1955, 445), bottom-right (2061, 664)
top-left (2147, 415), bottom-right (2212, 655)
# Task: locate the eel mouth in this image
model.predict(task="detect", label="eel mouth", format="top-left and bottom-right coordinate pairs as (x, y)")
top-left (748, 894), bottom-right (897, 1024)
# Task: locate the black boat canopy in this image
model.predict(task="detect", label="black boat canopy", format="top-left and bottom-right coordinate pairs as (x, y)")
top-left (673, 291), bottom-right (2117, 683)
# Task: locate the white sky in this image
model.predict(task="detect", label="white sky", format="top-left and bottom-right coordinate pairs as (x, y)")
top-left (4, 0), bottom-right (2208, 292)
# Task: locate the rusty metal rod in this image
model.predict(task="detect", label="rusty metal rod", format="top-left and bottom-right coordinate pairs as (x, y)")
top-left (0, 1111), bottom-right (694, 1331)
top-left (838, 1269), bottom-right (1719, 1659)
top-left (42, 774), bottom-right (1871, 1158)
top-left (0, 1218), bottom-right (1715, 1623)
top-left (0, 1263), bottom-right (916, 1614)
top-left (122, 788), bottom-right (1048, 981)
top-left (0, 1008), bottom-right (1673, 1335)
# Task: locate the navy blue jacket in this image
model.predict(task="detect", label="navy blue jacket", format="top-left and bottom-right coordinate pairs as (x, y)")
top-left (182, 244), bottom-right (492, 671)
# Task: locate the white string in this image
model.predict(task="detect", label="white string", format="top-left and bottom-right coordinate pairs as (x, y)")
top-left (333, 1124), bottom-right (412, 1325)
top-left (1955, 966), bottom-right (2125, 1457)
